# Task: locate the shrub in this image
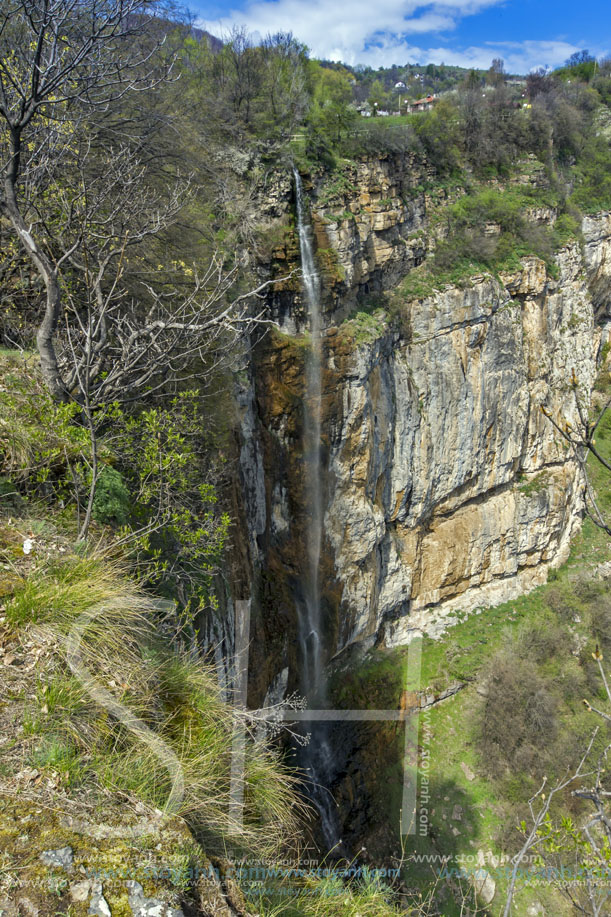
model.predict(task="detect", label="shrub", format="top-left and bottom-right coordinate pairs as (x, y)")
top-left (571, 135), bottom-right (611, 212)
top-left (477, 649), bottom-right (558, 780)
top-left (339, 120), bottom-right (418, 158)
top-left (92, 466), bottom-right (130, 526)
top-left (587, 594), bottom-right (611, 654)
top-left (425, 186), bottom-right (564, 282)
top-left (0, 350), bottom-right (90, 496)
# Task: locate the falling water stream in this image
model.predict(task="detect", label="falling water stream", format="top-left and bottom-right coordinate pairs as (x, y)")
top-left (293, 168), bottom-right (341, 851)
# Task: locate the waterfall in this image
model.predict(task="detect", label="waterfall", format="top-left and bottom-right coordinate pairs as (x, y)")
top-left (293, 168), bottom-right (341, 852)
top-left (293, 167), bottom-right (325, 700)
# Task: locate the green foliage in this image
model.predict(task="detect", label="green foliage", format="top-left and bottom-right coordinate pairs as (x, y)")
top-left (252, 868), bottom-right (405, 917)
top-left (317, 168), bottom-right (358, 208)
top-left (555, 50), bottom-right (597, 84)
top-left (517, 470), bottom-right (551, 495)
top-left (307, 62), bottom-right (358, 151)
top-left (5, 552), bottom-right (137, 626)
top-left (91, 466), bottom-right (130, 526)
top-left (570, 134), bottom-right (611, 212)
top-left (0, 352), bottom-right (230, 620)
top-left (0, 351), bottom-right (90, 498)
top-left (412, 99), bottom-right (461, 175)
top-left (6, 543), bottom-right (303, 857)
top-left (368, 78), bottom-right (392, 113)
top-left (338, 309), bottom-right (388, 345)
top-left (552, 209), bottom-right (583, 246)
top-left (31, 736), bottom-right (86, 787)
top-left (174, 27), bottom-right (310, 143)
top-left (394, 185), bottom-right (574, 299)
top-left (339, 119), bottom-right (418, 158)
top-left (113, 392), bottom-right (230, 614)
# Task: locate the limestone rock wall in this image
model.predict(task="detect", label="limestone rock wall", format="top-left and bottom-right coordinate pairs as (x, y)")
top-left (325, 242), bottom-right (601, 646)
top-left (235, 158), bottom-right (610, 690)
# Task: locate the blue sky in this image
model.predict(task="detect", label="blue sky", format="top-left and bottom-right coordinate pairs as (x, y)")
top-left (190, 0), bottom-right (610, 73)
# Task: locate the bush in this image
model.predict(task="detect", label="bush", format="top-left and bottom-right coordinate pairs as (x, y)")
top-left (413, 99), bottom-right (461, 176)
top-left (428, 186), bottom-right (563, 281)
top-left (571, 135), bottom-right (611, 212)
top-left (477, 649), bottom-right (558, 780)
top-left (587, 594), bottom-right (611, 654)
top-left (339, 119), bottom-right (418, 158)
top-left (0, 349), bottom-right (90, 497)
top-left (92, 466), bottom-right (130, 526)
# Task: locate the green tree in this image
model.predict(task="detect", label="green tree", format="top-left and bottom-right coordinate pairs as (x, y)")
top-left (487, 57), bottom-right (506, 87)
top-left (260, 32), bottom-right (309, 138)
top-left (308, 63), bottom-right (356, 145)
top-left (368, 78), bottom-right (390, 114)
top-left (413, 98), bottom-right (460, 174)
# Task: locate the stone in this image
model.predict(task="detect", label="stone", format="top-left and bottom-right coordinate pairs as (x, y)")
top-left (246, 167), bottom-right (610, 780)
top-left (451, 804), bottom-right (463, 821)
top-left (17, 899), bottom-right (38, 917)
top-left (39, 847), bottom-right (73, 870)
top-left (321, 229), bottom-right (602, 647)
top-left (470, 868), bottom-right (496, 906)
top-left (125, 881), bottom-right (183, 917)
top-left (89, 881), bottom-right (111, 917)
top-left (69, 880), bottom-right (92, 903)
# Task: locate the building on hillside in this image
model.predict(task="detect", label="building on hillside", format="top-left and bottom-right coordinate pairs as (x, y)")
top-left (394, 81), bottom-right (407, 89)
top-left (409, 95), bottom-right (438, 112)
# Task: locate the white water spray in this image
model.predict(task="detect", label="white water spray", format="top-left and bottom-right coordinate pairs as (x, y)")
top-left (293, 168), bottom-right (341, 851)
top-left (293, 168), bottom-right (325, 701)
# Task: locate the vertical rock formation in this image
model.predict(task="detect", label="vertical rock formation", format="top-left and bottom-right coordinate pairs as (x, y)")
top-left (229, 155), bottom-right (610, 703)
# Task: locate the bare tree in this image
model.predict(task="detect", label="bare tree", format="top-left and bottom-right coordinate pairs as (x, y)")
top-left (0, 3), bottom-right (297, 541)
top-left (0, 0), bottom-right (171, 399)
top-left (33, 134), bottom-right (287, 538)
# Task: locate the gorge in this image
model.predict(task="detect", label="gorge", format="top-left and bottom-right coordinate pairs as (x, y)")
top-left (219, 153), bottom-right (611, 855)
top-left (2, 13), bottom-right (611, 913)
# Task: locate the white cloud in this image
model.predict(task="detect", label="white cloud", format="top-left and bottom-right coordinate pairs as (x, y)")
top-left (199, 0), bottom-right (503, 62)
top-left (399, 39), bottom-right (585, 72)
top-left (197, 0), bottom-right (605, 73)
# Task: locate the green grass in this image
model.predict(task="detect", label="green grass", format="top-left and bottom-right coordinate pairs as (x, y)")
top-left (338, 309), bottom-right (389, 345)
top-left (247, 868), bottom-right (409, 917)
top-left (3, 538), bottom-right (304, 860)
top-left (30, 735), bottom-right (87, 787)
top-left (516, 470), bottom-right (551, 495)
top-left (329, 563), bottom-right (611, 914)
top-left (5, 552), bottom-right (140, 626)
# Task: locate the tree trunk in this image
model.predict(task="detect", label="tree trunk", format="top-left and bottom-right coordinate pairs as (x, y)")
top-left (2, 175), bottom-right (68, 401)
top-left (79, 407), bottom-right (98, 542)
top-left (35, 270), bottom-right (68, 402)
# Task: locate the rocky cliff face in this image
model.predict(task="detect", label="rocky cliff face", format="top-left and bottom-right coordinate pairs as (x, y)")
top-left (325, 245), bottom-right (600, 648)
top-left (232, 155), bottom-right (610, 701)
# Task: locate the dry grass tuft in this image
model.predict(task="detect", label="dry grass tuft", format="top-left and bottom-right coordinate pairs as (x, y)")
top-left (1, 540), bottom-right (305, 859)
